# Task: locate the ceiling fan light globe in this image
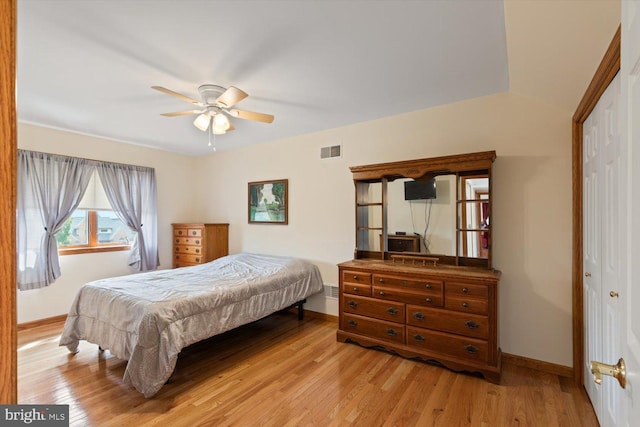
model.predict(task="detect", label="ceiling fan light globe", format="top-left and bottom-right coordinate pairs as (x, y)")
top-left (193, 114), bottom-right (211, 131)
top-left (212, 113), bottom-right (231, 131)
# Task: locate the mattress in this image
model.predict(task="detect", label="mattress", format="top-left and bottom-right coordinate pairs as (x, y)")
top-left (59, 252), bottom-right (324, 397)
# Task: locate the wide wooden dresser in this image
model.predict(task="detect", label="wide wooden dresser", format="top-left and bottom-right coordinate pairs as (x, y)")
top-left (172, 223), bottom-right (229, 268)
top-left (337, 259), bottom-right (501, 383)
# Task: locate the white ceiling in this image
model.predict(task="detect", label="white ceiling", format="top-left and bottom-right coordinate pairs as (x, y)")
top-left (17, 0), bottom-right (510, 156)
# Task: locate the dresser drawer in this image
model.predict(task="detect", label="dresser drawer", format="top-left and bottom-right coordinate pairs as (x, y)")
top-left (445, 296), bottom-right (488, 315)
top-left (372, 274), bottom-right (443, 293)
top-left (342, 295), bottom-right (404, 322)
top-left (342, 270), bottom-right (372, 286)
top-left (446, 282), bottom-right (488, 299)
top-left (372, 285), bottom-right (443, 307)
top-left (174, 236), bottom-right (203, 246)
top-left (406, 327), bottom-right (488, 363)
top-left (174, 253), bottom-right (204, 264)
top-left (342, 282), bottom-right (371, 296)
top-left (406, 306), bottom-right (489, 340)
top-left (342, 313), bottom-right (405, 344)
top-left (174, 245), bottom-right (203, 255)
top-left (174, 261), bottom-right (199, 268)
top-left (174, 228), bottom-right (203, 237)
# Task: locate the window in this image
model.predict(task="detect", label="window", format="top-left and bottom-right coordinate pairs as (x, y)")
top-left (56, 172), bottom-right (136, 255)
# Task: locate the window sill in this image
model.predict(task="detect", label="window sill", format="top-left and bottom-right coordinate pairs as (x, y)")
top-left (58, 245), bottom-right (131, 256)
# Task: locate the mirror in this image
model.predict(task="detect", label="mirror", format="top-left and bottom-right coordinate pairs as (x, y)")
top-left (387, 175), bottom-right (456, 256)
top-left (350, 151), bottom-right (495, 268)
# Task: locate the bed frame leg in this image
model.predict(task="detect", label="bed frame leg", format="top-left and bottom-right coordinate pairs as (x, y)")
top-left (297, 300), bottom-right (306, 320)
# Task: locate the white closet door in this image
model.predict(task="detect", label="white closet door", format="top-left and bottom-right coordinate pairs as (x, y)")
top-left (583, 72), bottom-right (623, 427)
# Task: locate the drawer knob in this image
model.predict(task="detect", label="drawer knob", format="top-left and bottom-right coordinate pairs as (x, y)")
top-left (348, 320), bottom-right (358, 327)
top-left (379, 291), bottom-right (386, 296)
top-left (353, 287), bottom-right (359, 292)
top-left (195, 257), bottom-right (200, 262)
top-left (386, 307), bottom-right (398, 315)
top-left (175, 248), bottom-right (179, 252)
top-left (195, 239), bottom-right (200, 244)
top-left (348, 300), bottom-right (357, 308)
top-left (426, 297), bottom-right (432, 303)
top-left (386, 329), bottom-right (398, 337)
top-left (178, 230), bottom-right (183, 235)
top-left (462, 302), bottom-right (469, 308)
top-left (192, 231), bottom-right (197, 235)
top-left (379, 278), bottom-right (385, 283)
top-left (414, 312), bottom-right (425, 320)
top-left (195, 249), bottom-right (200, 253)
top-left (465, 320), bottom-right (480, 329)
top-left (425, 283), bottom-right (432, 289)
top-left (463, 287), bottom-right (469, 294)
top-left (413, 334), bottom-right (425, 342)
top-left (465, 345), bottom-right (479, 354)
top-left (175, 239), bottom-right (179, 243)
top-left (353, 275), bottom-right (358, 280)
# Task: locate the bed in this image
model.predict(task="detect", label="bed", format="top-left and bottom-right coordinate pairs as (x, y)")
top-left (59, 252), bottom-right (324, 397)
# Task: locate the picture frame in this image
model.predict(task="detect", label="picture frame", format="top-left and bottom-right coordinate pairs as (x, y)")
top-left (248, 179), bottom-right (288, 224)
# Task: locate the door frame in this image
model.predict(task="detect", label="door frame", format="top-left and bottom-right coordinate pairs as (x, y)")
top-left (0, 0), bottom-right (17, 404)
top-left (572, 26), bottom-right (620, 385)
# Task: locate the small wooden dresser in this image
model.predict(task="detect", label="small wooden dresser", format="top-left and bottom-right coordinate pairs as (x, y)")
top-left (172, 223), bottom-right (229, 268)
top-left (338, 259), bottom-right (501, 382)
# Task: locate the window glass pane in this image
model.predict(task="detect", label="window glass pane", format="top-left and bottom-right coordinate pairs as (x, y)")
top-left (97, 211), bottom-right (136, 245)
top-left (56, 210), bottom-right (88, 247)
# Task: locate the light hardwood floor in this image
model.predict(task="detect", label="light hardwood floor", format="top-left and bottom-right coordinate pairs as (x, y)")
top-left (18, 313), bottom-right (598, 426)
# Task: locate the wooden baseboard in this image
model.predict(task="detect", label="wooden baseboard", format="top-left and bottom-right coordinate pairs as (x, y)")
top-left (304, 309), bottom-right (339, 323)
top-left (503, 352), bottom-right (573, 379)
top-left (17, 314), bottom-right (67, 331)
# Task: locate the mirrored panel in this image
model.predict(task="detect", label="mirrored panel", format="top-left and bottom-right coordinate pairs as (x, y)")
top-left (386, 175), bottom-right (456, 256)
top-left (457, 176), bottom-right (489, 259)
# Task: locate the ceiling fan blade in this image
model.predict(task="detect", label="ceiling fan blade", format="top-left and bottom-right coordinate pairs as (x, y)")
top-left (151, 86), bottom-right (203, 106)
top-left (228, 109), bottom-right (274, 124)
top-left (160, 110), bottom-right (202, 117)
top-left (227, 122), bottom-right (235, 131)
top-left (216, 86), bottom-right (248, 108)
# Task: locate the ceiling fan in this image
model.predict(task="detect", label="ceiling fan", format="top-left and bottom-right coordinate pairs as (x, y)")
top-left (152, 84), bottom-right (274, 135)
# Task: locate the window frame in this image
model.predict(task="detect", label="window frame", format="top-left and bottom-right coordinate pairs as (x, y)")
top-left (58, 210), bottom-right (132, 255)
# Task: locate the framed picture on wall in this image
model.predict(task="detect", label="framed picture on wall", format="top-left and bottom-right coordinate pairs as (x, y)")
top-left (248, 179), bottom-right (288, 224)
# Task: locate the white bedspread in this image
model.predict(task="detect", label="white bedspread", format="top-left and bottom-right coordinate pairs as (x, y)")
top-left (59, 253), bottom-right (324, 397)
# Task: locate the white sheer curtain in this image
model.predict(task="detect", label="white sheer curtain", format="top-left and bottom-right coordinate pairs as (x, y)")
top-left (96, 162), bottom-right (159, 271)
top-left (17, 150), bottom-right (95, 290)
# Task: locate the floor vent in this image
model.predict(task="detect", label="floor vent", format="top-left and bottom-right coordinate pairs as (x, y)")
top-left (324, 284), bottom-right (339, 299)
top-left (320, 144), bottom-right (341, 159)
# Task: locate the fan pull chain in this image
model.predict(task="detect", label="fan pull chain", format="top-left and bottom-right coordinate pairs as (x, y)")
top-left (208, 124), bottom-right (217, 151)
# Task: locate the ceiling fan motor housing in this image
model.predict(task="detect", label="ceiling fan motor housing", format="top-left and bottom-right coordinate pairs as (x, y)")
top-left (198, 84), bottom-right (226, 105)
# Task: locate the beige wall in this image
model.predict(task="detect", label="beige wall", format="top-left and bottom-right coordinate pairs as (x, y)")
top-left (194, 91), bottom-right (575, 367)
top-left (16, 123), bottom-right (197, 323)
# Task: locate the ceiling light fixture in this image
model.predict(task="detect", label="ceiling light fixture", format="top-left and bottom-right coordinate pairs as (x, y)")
top-left (193, 113), bottom-right (211, 131)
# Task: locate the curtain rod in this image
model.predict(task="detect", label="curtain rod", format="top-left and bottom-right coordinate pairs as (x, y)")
top-left (18, 149), bottom-right (154, 171)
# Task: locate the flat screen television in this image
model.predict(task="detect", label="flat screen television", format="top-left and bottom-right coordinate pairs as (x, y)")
top-left (404, 179), bottom-right (436, 200)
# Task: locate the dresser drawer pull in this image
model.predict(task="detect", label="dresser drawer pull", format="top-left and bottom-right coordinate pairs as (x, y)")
top-left (379, 291), bottom-right (386, 296)
top-left (465, 345), bottom-right (479, 354)
top-left (348, 320), bottom-right (358, 327)
top-left (413, 334), bottom-right (425, 342)
top-left (462, 302), bottom-right (469, 308)
top-left (386, 307), bottom-right (398, 315)
top-left (463, 287), bottom-right (469, 294)
top-left (195, 239), bottom-right (200, 244)
top-left (413, 312), bottom-right (425, 320)
top-left (195, 248), bottom-right (200, 253)
top-left (175, 248), bottom-right (179, 252)
top-left (178, 230), bottom-right (184, 235)
top-left (465, 321), bottom-right (480, 329)
top-left (175, 238), bottom-right (179, 243)
top-left (426, 297), bottom-right (432, 303)
top-left (353, 287), bottom-right (359, 292)
top-left (192, 231), bottom-right (197, 236)
top-left (379, 278), bottom-right (385, 283)
top-left (195, 257), bottom-right (200, 262)
top-left (425, 283), bottom-right (432, 289)
top-left (348, 300), bottom-right (358, 308)
top-left (353, 275), bottom-right (358, 280)
top-left (386, 328), bottom-right (398, 337)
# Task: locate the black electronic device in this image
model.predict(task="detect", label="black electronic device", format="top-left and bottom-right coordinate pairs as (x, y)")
top-left (404, 179), bottom-right (436, 200)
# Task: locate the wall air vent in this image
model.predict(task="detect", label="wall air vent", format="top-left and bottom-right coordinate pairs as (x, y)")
top-left (324, 284), bottom-right (339, 299)
top-left (320, 144), bottom-right (342, 159)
